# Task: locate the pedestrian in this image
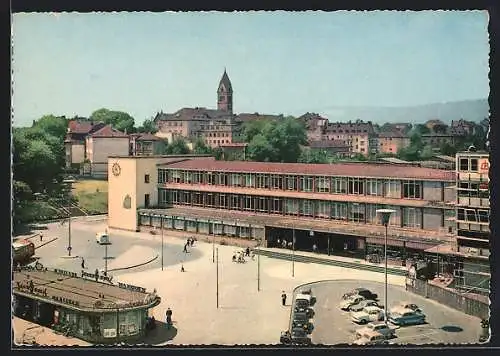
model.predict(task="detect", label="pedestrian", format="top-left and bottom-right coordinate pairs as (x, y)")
top-left (181, 265), bottom-right (185, 272)
top-left (281, 291), bottom-right (287, 306)
top-left (166, 307), bottom-right (173, 329)
top-left (183, 244), bottom-right (188, 253)
top-left (246, 247), bottom-right (250, 256)
top-left (39, 233), bottom-right (43, 242)
top-left (81, 257), bottom-right (85, 269)
top-left (190, 238), bottom-right (194, 247)
top-left (187, 238), bottom-right (191, 246)
top-left (94, 268), bottom-right (99, 282)
top-left (313, 244), bottom-right (317, 253)
top-left (277, 238), bottom-right (281, 248)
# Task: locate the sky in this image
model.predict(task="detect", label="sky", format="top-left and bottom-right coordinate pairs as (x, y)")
top-left (12, 11), bottom-right (490, 127)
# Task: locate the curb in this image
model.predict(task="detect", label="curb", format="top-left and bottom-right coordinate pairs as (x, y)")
top-left (34, 238), bottom-right (58, 250)
top-left (108, 254), bottom-right (159, 272)
top-left (59, 255), bottom-right (80, 259)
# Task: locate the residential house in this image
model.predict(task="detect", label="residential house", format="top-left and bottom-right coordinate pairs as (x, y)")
top-left (425, 119), bottom-right (447, 132)
top-left (309, 140), bottom-right (351, 157)
top-left (84, 125), bottom-right (130, 178)
top-left (377, 129), bottom-right (410, 155)
top-left (451, 119), bottom-right (476, 136)
top-left (129, 133), bottom-right (163, 156)
top-left (64, 120), bottom-right (106, 168)
top-left (323, 121), bottom-right (376, 156)
top-left (298, 113), bottom-right (328, 141)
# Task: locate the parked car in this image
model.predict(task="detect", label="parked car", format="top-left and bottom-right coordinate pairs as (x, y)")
top-left (343, 288), bottom-right (378, 301)
top-left (280, 328), bottom-right (312, 345)
top-left (390, 302), bottom-right (422, 314)
top-left (292, 311), bottom-right (309, 322)
top-left (294, 306), bottom-right (315, 318)
top-left (353, 330), bottom-right (393, 345)
top-left (340, 295), bottom-right (366, 311)
top-left (389, 309), bottom-right (426, 326)
top-left (96, 232), bottom-right (109, 245)
top-left (296, 293), bottom-right (316, 306)
top-left (356, 322), bottom-right (397, 339)
top-left (349, 300), bottom-right (384, 312)
top-left (351, 306), bottom-right (385, 324)
top-left (291, 320), bottom-right (314, 334)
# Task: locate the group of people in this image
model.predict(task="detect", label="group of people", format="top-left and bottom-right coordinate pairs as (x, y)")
top-left (232, 247), bottom-right (254, 263)
top-left (276, 238), bottom-right (293, 250)
top-left (183, 237), bottom-right (197, 253)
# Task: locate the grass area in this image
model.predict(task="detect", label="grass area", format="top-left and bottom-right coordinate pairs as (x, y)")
top-left (16, 201), bottom-right (66, 222)
top-left (72, 179), bottom-right (108, 214)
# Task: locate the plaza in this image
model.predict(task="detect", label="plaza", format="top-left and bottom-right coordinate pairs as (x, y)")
top-left (13, 217), bottom-right (482, 345)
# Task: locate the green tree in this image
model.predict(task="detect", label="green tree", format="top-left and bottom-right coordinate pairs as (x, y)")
top-left (33, 115), bottom-right (68, 138)
top-left (420, 145), bottom-right (434, 160)
top-left (136, 118), bottom-right (158, 133)
top-left (193, 138), bottom-right (212, 155)
top-left (90, 108), bottom-right (136, 133)
top-left (165, 137), bottom-right (190, 155)
top-left (242, 119), bottom-right (269, 142)
top-left (439, 142), bottom-right (457, 156)
top-left (20, 140), bottom-right (59, 192)
top-left (298, 149), bottom-right (331, 164)
top-left (247, 134), bottom-right (276, 162)
top-left (411, 124), bottom-right (430, 135)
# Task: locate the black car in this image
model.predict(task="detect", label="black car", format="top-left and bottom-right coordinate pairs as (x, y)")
top-left (290, 328), bottom-right (312, 345)
top-left (291, 320), bottom-right (314, 334)
top-left (294, 306), bottom-right (315, 318)
top-left (292, 311), bottom-right (309, 322)
top-left (343, 288), bottom-right (378, 301)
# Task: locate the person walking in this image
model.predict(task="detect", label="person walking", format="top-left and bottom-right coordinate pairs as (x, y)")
top-left (39, 233), bottom-right (43, 242)
top-left (281, 291), bottom-right (287, 306)
top-left (165, 308), bottom-right (173, 329)
top-left (180, 265), bottom-right (185, 272)
top-left (94, 268), bottom-right (99, 282)
top-left (245, 247), bottom-right (250, 257)
top-left (183, 243), bottom-right (188, 253)
top-left (81, 257), bottom-right (85, 269)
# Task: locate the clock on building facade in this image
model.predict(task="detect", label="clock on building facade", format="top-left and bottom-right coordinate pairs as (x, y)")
top-left (112, 163), bottom-right (121, 177)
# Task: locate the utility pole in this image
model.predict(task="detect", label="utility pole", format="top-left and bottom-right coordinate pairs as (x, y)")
top-left (212, 220), bottom-right (215, 263)
top-left (257, 240), bottom-right (261, 292)
top-left (63, 179), bottom-right (75, 257)
top-left (216, 247), bottom-right (219, 308)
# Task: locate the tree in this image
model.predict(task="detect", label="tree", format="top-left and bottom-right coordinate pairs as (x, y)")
top-left (20, 140), bottom-right (59, 192)
top-left (165, 137), bottom-right (190, 155)
top-left (136, 118), bottom-right (158, 134)
top-left (440, 142), bottom-right (457, 156)
top-left (247, 134), bottom-right (276, 162)
top-left (193, 138), bottom-right (212, 155)
top-left (420, 145), bottom-right (434, 160)
top-left (33, 115), bottom-right (68, 138)
top-left (298, 149), bottom-right (331, 164)
top-left (241, 119), bottom-right (269, 143)
top-left (90, 108), bottom-right (135, 133)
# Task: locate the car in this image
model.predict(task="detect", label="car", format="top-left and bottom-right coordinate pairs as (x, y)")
top-left (296, 293), bottom-right (316, 307)
top-left (353, 330), bottom-right (393, 345)
top-left (292, 311), bottom-right (309, 322)
top-left (349, 300), bottom-right (384, 312)
top-left (294, 306), bottom-right (315, 318)
top-left (343, 288), bottom-right (378, 301)
top-left (280, 328), bottom-right (312, 345)
top-left (351, 306), bottom-right (385, 324)
top-left (389, 309), bottom-right (426, 326)
top-left (95, 232), bottom-right (109, 245)
top-left (291, 320), bottom-right (314, 334)
top-left (390, 302), bottom-right (422, 314)
top-left (340, 295), bottom-right (366, 310)
top-left (356, 322), bottom-right (397, 339)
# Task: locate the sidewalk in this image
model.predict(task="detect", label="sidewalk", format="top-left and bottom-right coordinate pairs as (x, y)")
top-left (106, 245), bottom-right (158, 272)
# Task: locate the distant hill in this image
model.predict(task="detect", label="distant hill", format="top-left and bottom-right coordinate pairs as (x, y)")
top-left (320, 99), bottom-right (489, 124)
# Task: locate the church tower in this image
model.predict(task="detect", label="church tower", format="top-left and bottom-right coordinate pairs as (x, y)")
top-left (217, 68), bottom-right (233, 114)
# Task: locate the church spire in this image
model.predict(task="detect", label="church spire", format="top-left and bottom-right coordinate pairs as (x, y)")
top-left (217, 68), bottom-right (233, 114)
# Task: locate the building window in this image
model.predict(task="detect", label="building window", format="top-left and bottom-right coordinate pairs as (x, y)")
top-left (286, 176), bottom-right (297, 190)
top-left (271, 175), bottom-right (283, 189)
top-left (331, 202), bottom-right (347, 220)
top-left (158, 169), bottom-right (168, 184)
top-left (466, 209), bottom-right (477, 222)
top-left (403, 181), bottom-right (422, 199)
top-left (144, 194), bottom-right (150, 208)
top-left (284, 199), bottom-right (299, 215)
top-left (459, 158), bottom-right (469, 171)
top-left (244, 174), bottom-right (255, 188)
top-left (470, 158), bottom-right (478, 172)
top-left (457, 208), bottom-right (465, 221)
top-left (256, 175), bottom-right (270, 189)
top-left (366, 179), bottom-right (382, 196)
top-left (348, 203), bottom-right (365, 222)
top-left (230, 195), bottom-right (240, 210)
top-left (348, 178), bottom-right (364, 195)
top-left (402, 207), bottom-right (421, 228)
top-left (300, 176), bottom-right (313, 192)
top-left (478, 210), bottom-right (489, 223)
top-left (144, 174), bottom-right (150, 184)
top-left (193, 193), bottom-right (203, 206)
top-left (183, 171), bottom-right (192, 184)
top-left (244, 196), bottom-right (254, 211)
top-left (256, 197), bottom-right (268, 212)
top-left (315, 177), bottom-right (330, 193)
top-left (271, 199), bottom-right (282, 214)
top-left (300, 200), bottom-right (314, 216)
top-left (171, 170), bottom-right (181, 183)
top-left (332, 178), bottom-right (347, 194)
top-left (219, 194), bottom-right (228, 208)
top-left (316, 201), bottom-right (330, 218)
top-left (230, 174), bottom-right (241, 187)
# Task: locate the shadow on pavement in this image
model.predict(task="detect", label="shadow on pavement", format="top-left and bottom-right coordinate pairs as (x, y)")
top-left (13, 224), bottom-right (49, 237)
top-left (441, 325), bottom-right (463, 333)
top-left (140, 321), bottom-right (178, 346)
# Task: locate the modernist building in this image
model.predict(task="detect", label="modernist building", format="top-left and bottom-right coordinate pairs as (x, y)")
top-left (13, 268), bottom-right (160, 344)
top-left (452, 151), bottom-right (490, 294)
top-left (108, 155), bottom-right (457, 263)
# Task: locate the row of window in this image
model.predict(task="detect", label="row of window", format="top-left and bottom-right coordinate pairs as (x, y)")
top-left (159, 189), bottom-right (424, 228)
top-left (158, 170), bottom-right (424, 199)
top-left (458, 157), bottom-right (489, 172)
top-left (457, 181), bottom-right (489, 198)
top-left (456, 208), bottom-right (489, 223)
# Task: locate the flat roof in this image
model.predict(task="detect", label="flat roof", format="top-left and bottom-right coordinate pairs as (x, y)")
top-left (13, 269), bottom-right (160, 313)
top-left (161, 159), bottom-right (456, 181)
top-left (108, 154), bottom-right (213, 159)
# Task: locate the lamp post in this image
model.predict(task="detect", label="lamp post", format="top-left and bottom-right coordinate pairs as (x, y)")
top-left (161, 216), bottom-right (164, 271)
top-left (257, 238), bottom-right (261, 292)
top-left (376, 208), bottom-right (395, 325)
top-left (102, 234), bottom-right (112, 275)
top-left (62, 178), bottom-right (75, 256)
top-left (216, 247), bottom-right (219, 308)
top-left (212, 220), bottom-right (216, 263)
top-left (292, 226), bottom-right (295, 277)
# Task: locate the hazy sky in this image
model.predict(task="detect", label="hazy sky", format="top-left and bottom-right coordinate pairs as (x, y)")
top-left (12, 11), bottom-right (489, 126)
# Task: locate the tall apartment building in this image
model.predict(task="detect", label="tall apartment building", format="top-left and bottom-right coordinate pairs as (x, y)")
top-left (452, 151), bottom-right (490, 294)
top-left (324, 121), bottom-right (376, 156)
top-left (108, 156), bottom-right (456, 263)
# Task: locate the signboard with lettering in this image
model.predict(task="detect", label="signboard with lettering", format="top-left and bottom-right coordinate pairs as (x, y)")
top-left (103, 329), bottom-right (117, 338)
top-left (479, 159), bottom-right (489, 174)
top-left (118, 282), bottom-right (146, 294)
top-left (54, 269), bottom-right (78, 278)
top-left (81, 270), bottom-right (113, 283)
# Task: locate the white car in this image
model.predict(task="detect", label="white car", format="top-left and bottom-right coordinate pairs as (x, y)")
top-left (351, 306), bottom-right (385, 324)
top-left (390, 302), bottom-right (422, 314)
top-left (356, 322), bottom-right (397, 339)
top-left (96, 232), bottom-right (109, 245)
top-left (339, 295), bottom-right (365, 311)
top-left (353, 331), bottom-right (392, 345)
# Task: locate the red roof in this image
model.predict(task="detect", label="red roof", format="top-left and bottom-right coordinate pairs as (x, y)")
top-left (162, 159), bottom-right (456, 181)
top-left (135, 133), bottom-right (161, 141)
top-left (89, 125), bottom-right (128, 138)
top-left (68, 120), bottom-right (93, 134)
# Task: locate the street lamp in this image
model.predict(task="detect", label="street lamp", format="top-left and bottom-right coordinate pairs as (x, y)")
top-left (62, 178), bottom-right (75, 256)
top-left (161, 216), bottom-right (164, 271)
top-left (212, 220), bottom-right (216, 263)
top-left (101, 234), bottom-right (112, 275)
top-left (292, 226), bottom-right (295, 277)
top-left (257, 237), bottom-right (261, 292)
top-left (376, 208), bottom-right (395, 325)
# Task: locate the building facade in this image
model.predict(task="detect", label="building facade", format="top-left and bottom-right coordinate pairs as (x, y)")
top-left (323, 121), bottom-right (376, 156)
top-left (108, 156), bottom-right (458, 263)
top-left (377, 130), bottom-right (411, 155)
top-left (451, 151), bottom-right (490, 294)
top-left (129, 133), bottom-right (163, 156)
top-left (64, 120), bottom-right (106, 168)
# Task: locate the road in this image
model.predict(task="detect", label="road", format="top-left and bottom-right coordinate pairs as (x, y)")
top-left (298, 280), bottom-right (482, 345)
top-left (29, 220), bottom-right (203, 274)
